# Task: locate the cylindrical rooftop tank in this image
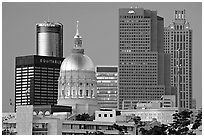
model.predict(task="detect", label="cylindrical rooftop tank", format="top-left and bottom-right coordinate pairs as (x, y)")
top-left (36, 21), bottom-right (63, 57)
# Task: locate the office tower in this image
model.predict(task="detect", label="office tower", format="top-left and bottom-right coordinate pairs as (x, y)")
top-left (164, 10), bottom-right (192, 109)
top-left (96, 66), bottom-right (118, 110)
top-left (36, 21), bottom-right (63, 57)
top-left (15, 55), bottom-right (64, 111)
top-left (118, 8), bottom-right (172, 109)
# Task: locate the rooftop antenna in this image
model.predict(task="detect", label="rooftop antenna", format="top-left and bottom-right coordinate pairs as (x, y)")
top-left (47, 5), bottom-right (51, 23)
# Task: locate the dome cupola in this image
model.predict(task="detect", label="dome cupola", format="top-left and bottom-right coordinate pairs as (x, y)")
top-left (57, 21), bottom-right (99, 115)
top-left (60, 21), bottom-right (94, 72)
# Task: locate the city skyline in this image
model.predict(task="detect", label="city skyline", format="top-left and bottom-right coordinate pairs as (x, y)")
top-left (2, 2), bottom-right (202, 112)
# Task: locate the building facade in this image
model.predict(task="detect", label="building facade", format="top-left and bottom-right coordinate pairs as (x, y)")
top-left (164, 10), bottom-right (192, 109)
top-left (36, 21), bottom-right (63, 57)
top-left (96, 66), bottom-right (118, 110)
top-left (15, 55), bottom-right (64, 111)
top-left (120, 107), bottom-right (179, 124)
top-left (118, 8), bottom-right (172, 109)
top-left (3, 105), bottom-right (136, 135)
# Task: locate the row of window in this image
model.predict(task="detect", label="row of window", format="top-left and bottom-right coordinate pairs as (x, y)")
top-left (98, 113), bottom-right (113, 117)
top-left (61, 89), bottom-right (94, 97)
top-left (120, 31), bottom-right (150, 35)
top-left (120, 26), bottom-right (150, 29)
top-left (120, 19), bottom-right (150, 22)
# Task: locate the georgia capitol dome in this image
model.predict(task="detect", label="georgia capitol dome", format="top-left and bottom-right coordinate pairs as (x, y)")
top-left (57, 21), bottom-right (99, 115)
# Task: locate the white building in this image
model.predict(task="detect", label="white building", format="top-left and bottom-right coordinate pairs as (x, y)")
top-left (120, 107), bottom-right (179, 124)
top-left (57, 21), bottom-right (99, 115)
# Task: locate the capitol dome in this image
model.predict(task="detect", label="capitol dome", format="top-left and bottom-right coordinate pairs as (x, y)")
top-left (57, 21), bottom-right (99, 115)
top-left (60, 51), bottom-right (94, 72)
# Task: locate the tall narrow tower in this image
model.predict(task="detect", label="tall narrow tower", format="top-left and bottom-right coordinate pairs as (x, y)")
top-left (118, 8), bottom-right (172, 109)
top-left (36, 21), bottom-right (63, 57)
top-left (164, 10), bottom-right (192, 109)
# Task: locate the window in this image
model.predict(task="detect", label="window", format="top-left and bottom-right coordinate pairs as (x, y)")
top-left (104, 114), bottom-right (107, 117)
top-left (98, 114), bottom-right (101, 117)
top-left (91, 90), bottom-right (93, 97)
top-left (86, 90), bottom-right (89, 96)
top-left (80, 90), bottom-right (83, 97)
top-left (110, 114), bottom-right (113, 117)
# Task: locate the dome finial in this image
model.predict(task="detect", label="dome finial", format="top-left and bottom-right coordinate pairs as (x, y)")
top-left (74, 20), bottom-right (83, 49)
top-left (74, 20), bottom-right (82, 39)
top-left (76, 20), bottom-right (79, 35)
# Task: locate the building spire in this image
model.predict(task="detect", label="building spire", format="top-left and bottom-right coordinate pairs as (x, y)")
top-left (74, 21), bottom-right (82, 39)
top-left (73, 21), bottom-right (83, 52)
top-left (76, 20), bottom-right (79, 36)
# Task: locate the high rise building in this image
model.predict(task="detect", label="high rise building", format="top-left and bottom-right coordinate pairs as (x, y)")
top-left (15, 55), bottom-right (64, 111)
top-left (164, 10), bottom-right (192, 109)
top-left (96, 66), bottom-right (118, 110)
top-left (14, 21), bottom-right (64, 111)
top-left (118, 8), bottom-right (172, 109)
top-left (36, 21), bottom-right (63, 57)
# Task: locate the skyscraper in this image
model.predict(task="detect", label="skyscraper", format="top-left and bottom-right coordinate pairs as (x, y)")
top-left (14, 21), bottom-right (64, 111)
top-left (15, 55), bottom-right (64, 111)
top-left (118, 8), bottom-right (172, 109)
top-left (96, 66), bottom-right (118, 110)
top-left (164, 10), bottom-right (192, 109)
top-left (36, 21), bottom-right (63, 57)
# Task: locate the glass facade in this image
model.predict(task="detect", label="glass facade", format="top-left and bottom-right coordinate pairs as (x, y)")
top-left (96, 66), bottom-right (118, 109)
top-left (15, 55), bottom-right (64, 111)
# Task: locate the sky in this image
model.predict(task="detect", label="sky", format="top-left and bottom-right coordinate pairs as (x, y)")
top-left (2, 2), bottom-right (202, 112)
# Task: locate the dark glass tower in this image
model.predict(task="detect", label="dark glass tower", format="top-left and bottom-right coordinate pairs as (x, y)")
top-left (15, 55), bottom-right (64, 111)
top-left (118, 8), bottom-right (172, 109)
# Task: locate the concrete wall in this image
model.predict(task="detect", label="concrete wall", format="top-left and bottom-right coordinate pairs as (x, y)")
top-left (16, 105), bottom-right (33, 135)
top-left (34, 118), bottom-right (62, 135)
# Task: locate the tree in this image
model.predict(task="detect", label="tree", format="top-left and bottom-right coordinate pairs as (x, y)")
top-left (140, 124), bottom-right (168, 135)
top-left (112, 123), bottom-right (127, 135)
top-left (139, 118), bottom-right (167, 135)
top-left (168, 109), bottom-right (193, 135)
top-left (190, 109), bottom-right (202, 134)
top-left (75, 113), bottom-right (91, 121)
top-left (132, 115), bottom-right (145, 135)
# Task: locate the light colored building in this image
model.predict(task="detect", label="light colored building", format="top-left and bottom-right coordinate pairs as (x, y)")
top-left (161, 95), bottom-right (176, 108)
top-left (164, 10), bottom-right (192, 109)
top-left (120, 107), bottom-right (179, 124)
top-left (61, 120), bottom-right (135, 135)
top-left (118, 7), bottom-right (173, 109)
top-left (96, 66), bottom-right (118, 109)
top-left (57, 21), bottom-right (99, 115)
top-left (122, 95), bottom-right (176, 109)
top-left (2, 105), bottom-right (136, 135)
top-left (192, 98), bottom-right (196, 109)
